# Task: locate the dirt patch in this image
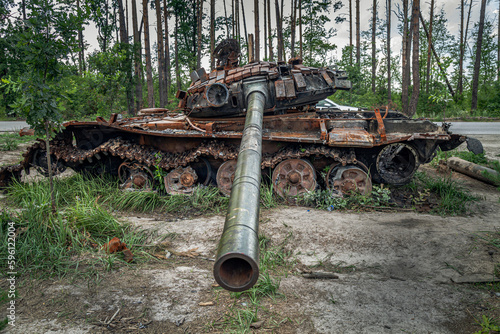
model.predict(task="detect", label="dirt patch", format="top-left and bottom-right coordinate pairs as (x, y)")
top-left (1, 136), bottom-right (500, 333)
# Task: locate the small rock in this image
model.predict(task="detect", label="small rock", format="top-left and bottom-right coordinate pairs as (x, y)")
top-left (250, 320), bottom-right (264, 329)
top-left (175, 318), bottom-right (185, 327)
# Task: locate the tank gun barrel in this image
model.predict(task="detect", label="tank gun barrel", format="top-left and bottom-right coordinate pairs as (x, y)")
top-left (213, 79), bottom-right (268, 292)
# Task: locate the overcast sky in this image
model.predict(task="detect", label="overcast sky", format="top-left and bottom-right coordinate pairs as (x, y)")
top-left (83, 0), bottom-right (499, 69)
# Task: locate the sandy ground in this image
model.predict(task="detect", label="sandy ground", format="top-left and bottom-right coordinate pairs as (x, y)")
top-left (1, 136), bottom-right (499, 333)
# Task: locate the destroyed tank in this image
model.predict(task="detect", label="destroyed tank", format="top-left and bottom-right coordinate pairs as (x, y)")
top-left (0, 39), bottom-right (480, 292)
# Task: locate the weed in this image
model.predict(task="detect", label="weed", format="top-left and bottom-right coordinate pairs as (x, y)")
top-left (298, 185), bottom-right (392, 211)
top-left (474, 315), bottom-right (500, 334)
top-left (414, 172), bottom-right (478, 216)
top-left (0, 132), bottom-right (32, 151)
top-left (1, 176), bottom-right (148, 278)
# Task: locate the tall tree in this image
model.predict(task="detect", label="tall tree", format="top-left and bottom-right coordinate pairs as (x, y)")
top-left (401, 0), bottom-right (410, 113)
top-left (241, 0), bottom-right (249, 54)
top-left (497, 0), bottom-right (500, 80)
top-left (425, 0), bottom-right (434, 94)
top-left (264, 0), bottom-right (268, 59)
top-left (371, 0), bottom-right (376, 93)
top-left (349, 0), bottom-right (353, 65)
top-left (155, 0), bottom-right (166, 107)
top-left (471, 0), bottom-right (487, 111)
top-left (131, 0), bottom-right (143, 112)
top-left (196, 0), bottom-right (204, 69)
top-left (13, 0), bottom-right (80, 212)
top-left (299, 0), bottom-right (303, 58)
top-left (143, 0), bottom-right (155, 107)
top-left (386, 0), bottom-right (391, 101)
top-left (118, 0), bottom-right (134, 114)
top-left (408, 0), bottom-right (420, 117)
top-left (235, 0), bottom-right (240, 41)
top-left (275, 0), bottom-right (283, 61)
top-left (458, 0), bottom-right (464, 95)
top-left (163, 0), bottom-right (170, 100)
top-left (290, 0), bottom-right (297, 57)
top-left (223, 0), bottom-right (229, 38)
top-left (268, 0), bottom-right (274, 60)
top-left (76, 0), bottom-right (86, 76)
top-left (254, 0), bottom-right (260, 61)
top-left (355, 0), bottom-right (360, 64)
top-left (210, 0), bottom-right (215, 69)
top-left (175, 12), bottom-right (181, 90)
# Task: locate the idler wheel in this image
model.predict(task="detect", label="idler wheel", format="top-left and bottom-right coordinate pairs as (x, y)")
top-left (376, 143), bottom-right (419, 186)
top-left (164, 166), bottom-right (198, 195)
top-left (118, 161), bottom-right (153, 191)
top-left (326, 163), bottom-right (372, 196)
top-left (216, 160), bottom-right (237, 196)
top-left (272, 159), bottom-right (317, 202)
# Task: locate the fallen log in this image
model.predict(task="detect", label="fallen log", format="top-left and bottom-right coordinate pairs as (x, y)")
top-left (447, 157), bottom-right (499, 185)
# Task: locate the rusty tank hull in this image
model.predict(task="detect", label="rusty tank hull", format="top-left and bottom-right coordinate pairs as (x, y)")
top-left (2, 105), bottom-right (467, 196)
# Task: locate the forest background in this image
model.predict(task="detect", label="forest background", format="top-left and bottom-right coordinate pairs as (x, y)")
top-left (1, 0), bottom-right (499, 122)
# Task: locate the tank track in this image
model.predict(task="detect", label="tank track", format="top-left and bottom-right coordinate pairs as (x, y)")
top-left (49, 137), bottom-right (356, 170)
top-left (0, 138), bottom-right (358, 187)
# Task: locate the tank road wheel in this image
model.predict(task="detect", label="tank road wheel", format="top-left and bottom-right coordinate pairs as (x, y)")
top-left (216, 160), bottom-right (237, 196)
top-left (375, 143), bottom-right (419, 186)
top-left (118, 161), bottom-right (154, 190)
top-left (191, 157), bottom-right (213, 186)
top-left (272, 159), bottom-right (317, 202)
top-left (32, 149), bottom-right (66, 177)
top-left (326, 163), bottom-right (372, 196)
top-left (164, 166), bottom-right (198, 195)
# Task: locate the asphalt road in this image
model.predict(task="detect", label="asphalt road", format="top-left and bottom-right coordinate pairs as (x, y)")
top-left (0, 121), bottom-right (29, 132)
top-left (444, 122), bottom-right (500, 135)
top-left (0, 120), bottom-right (498, 134)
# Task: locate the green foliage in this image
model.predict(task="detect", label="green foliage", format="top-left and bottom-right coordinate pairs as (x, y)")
top-left (474, 315), bottom-right (500, 334)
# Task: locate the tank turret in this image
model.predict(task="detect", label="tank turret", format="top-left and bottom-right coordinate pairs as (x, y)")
top-left (177, 39), bottom-right (351, 118)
